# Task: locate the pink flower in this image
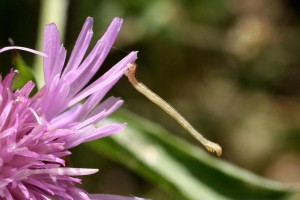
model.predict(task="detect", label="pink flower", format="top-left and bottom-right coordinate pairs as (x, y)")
top-left (0, 17), bottom-right (148, 200)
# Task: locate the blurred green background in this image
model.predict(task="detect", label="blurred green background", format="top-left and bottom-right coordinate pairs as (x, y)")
top-left (1, 0), bottom-right (300, 199)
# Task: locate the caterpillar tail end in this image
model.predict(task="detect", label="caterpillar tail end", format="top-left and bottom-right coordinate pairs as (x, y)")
top-left (205, 142), bottom-right (222, 157)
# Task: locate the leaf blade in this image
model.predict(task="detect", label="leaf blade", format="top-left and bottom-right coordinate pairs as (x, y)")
top-left (87, 109), bottom-right (294, 200)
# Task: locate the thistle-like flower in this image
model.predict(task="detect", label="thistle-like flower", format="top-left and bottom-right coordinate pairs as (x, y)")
top-left (0, 17), bottom-right (147, 200)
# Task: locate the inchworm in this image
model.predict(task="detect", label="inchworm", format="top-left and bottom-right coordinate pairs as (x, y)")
top-left (125, 63), bottom-right (222, 156)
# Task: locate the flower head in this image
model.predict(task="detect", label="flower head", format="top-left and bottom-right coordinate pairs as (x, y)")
top-left (0, 17), bottom-right (147, 200)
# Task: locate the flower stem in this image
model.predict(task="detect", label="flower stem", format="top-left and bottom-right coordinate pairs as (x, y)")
top-left (33, 0), bottom-right (70, 88)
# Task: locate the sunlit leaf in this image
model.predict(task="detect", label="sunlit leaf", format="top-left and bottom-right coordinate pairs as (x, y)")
top-left (86, 109), bottom-right (294, 200)
top-left (14, 53), bottom-right (37, 94)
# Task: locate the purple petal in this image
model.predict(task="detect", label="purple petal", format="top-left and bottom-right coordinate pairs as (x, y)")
top-left (42, 76), bottom-right (71, 120)
top-left (62, 17), bottom-right (94, 75)
top-left (73, 110), bottom-right (106, 130)
top-left (0, 17), bottom-right (144, 200)
top-left (66, 17), bottom-right (124, 96)
top-left (75, 96), bottom-right (123, 124)
top-left (83, 123), bottom-right (126, 143)
top-left (51, 104), bottom-right (83, 128)
top-left (49, 45), bottom-right (66, 83)
top-left (88, 96), bottom-right (123, 119)
top-left (43, 23), bottom-right (62, 85)
top-left (67, 51), bottom-right (138, 108)
top-left (26, 168), bottom-right (99, 176)
top-left (17, 81), bottom-right (35, 97)
top-left (64, 123), bottom-right (125, 149)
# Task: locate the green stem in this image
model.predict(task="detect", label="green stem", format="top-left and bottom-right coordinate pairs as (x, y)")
top-left (33, 0), bottom-right (70, 88)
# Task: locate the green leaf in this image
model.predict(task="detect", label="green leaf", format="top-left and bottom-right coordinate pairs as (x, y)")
top-left (86, 109), bottom-right (294, 200)
top-left (14, 53), bottom-right (37, 94)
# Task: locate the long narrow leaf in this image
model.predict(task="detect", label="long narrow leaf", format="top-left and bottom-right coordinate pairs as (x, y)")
top-left (86, 109), bottom-right (294, 200)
